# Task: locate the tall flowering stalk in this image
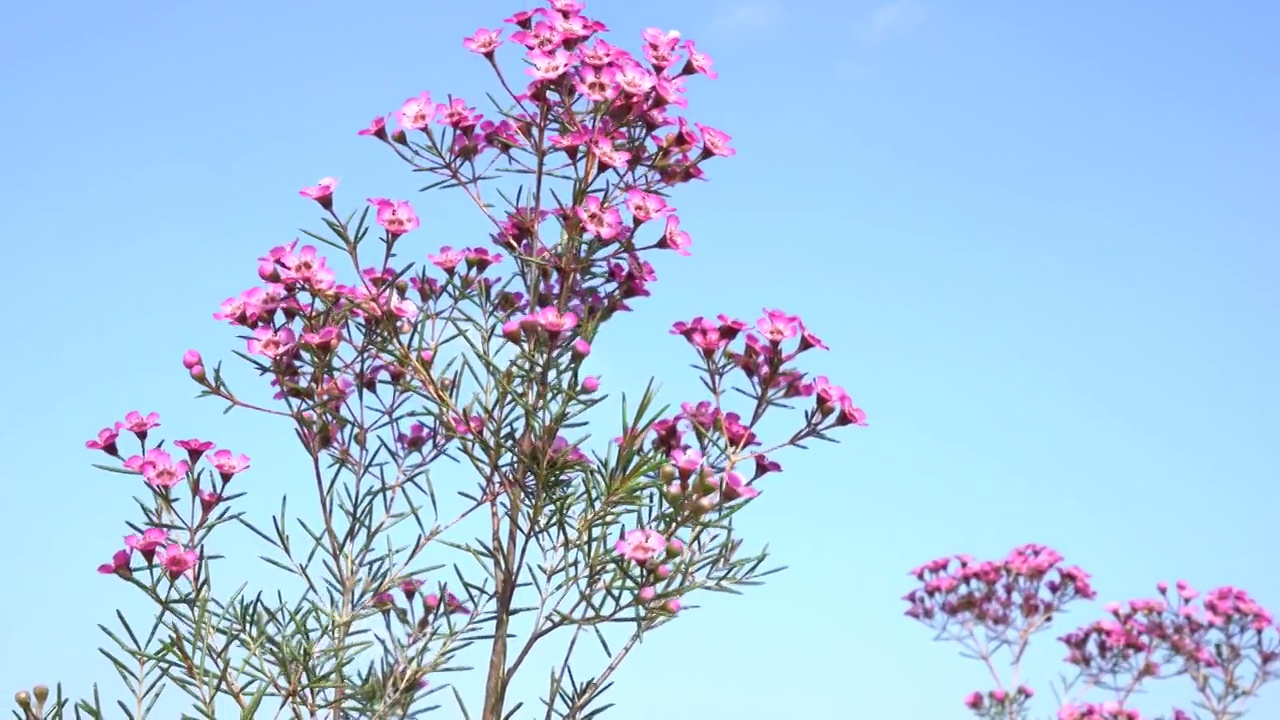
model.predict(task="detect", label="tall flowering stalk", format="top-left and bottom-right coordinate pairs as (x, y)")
top-left (15, 3), bottom-right (866, 720)
top-left (904, 544), bottom-right (1280, 720)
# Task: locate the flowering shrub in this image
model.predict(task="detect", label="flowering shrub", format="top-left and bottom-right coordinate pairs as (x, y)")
top-left (905, 544), bottom-right (1280, 720)
top-left (11, 3), bottom-right (866, 720)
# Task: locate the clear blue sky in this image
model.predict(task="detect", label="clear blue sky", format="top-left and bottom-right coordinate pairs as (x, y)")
top-left (2, 1), bottom-right (1277, 718)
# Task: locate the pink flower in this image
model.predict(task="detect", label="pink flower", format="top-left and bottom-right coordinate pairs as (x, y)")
top-left (400, 578), bottom-right (424, 599)
top-left (681, 40), bottom-right (718, 79)
top-left (575, 196), bottom-right (623, 240)
top-left (210, 449), bottom-right (250, 483)
top-left (120, 411), bottom-right (161, 440)
top-left (368, 198), bottom-right (420, 237)
top-left (625, 190), bottom-right (671, 223)
top-left (429, 246), bottom-right (466, 274)
top-left (358, 116), bottom-right (388, 140)
top-left (174, 438), bottom-right (215, 464)
top-left (756, 308), bottom-right (801, 343)
top-left (395, 92), bottom-right (433, 132)
top-left (86, 427), bottom-right (121, 456)
top-left (526, 49), bottom-right (573, 80)
top-left (425, 591), bottom-right (472, 615)
top-left (696, 123), bottom-right (734, 157)
top-left (659, 215), bottom-right (692, 255)
top-left (464, 28), bottom-right (504, 57)
top-left (97, 549), bottom-right (132, 579)
top-left (615, 528), bottom-right (668, 564)
top-left (125, 528), bottom-right (169, 563)
top-left (139, 449), bottom-right (189, 490)
top-left (720, 471), bottom-right (759, 502)
top-left (156, 544), bottom-right (198, 580)
top-left (246, 326), bottom-right (297, 361)
top-left (299, 177), bottom-right (338, 211)
top-left (198, 489), bottom-right (221, 517)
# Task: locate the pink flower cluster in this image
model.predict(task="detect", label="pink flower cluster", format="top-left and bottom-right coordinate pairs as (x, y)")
top-left (98, 528), bottom-right (197, 581)
top-left (615, 529), bottom-right (683, 615)
top-left (906, 545), bottom-right (1280, 720)
top-left (87, 411), bottom-right (251, 584)
top-left (904, 544), bottom-right (1097, 630)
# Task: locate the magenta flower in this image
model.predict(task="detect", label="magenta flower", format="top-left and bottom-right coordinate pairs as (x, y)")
top-left (156, 544), bottom-right (198, 580)
top-left (368, 198), bottom-right (420, 237)
top-left (720, 471), bottom-right (759, 502)
top-left (756, 308), bottom-right (802, 343)
top-left (120, 411), bottom-right (160, 441)
top-left (86, 427), bottom-right (121, 456)
top-left (299, 177), bottom-right (338, 211)
top-left (526, 49), bottom-right (573, 80)
top-left (139, 449), bottom-right (189, 490)
top-left (615, 528), bottom-right (668, 564)
top-left (174, 438), bottom-right (215, 465)
top-left (659, 215), bottom-right (692, 255)
top-left (463, 28), bottom-right (504, 56)
top-left (464, 247), bottom-right (503, 273)
top-left (278, 245), bottom-right (337, 291)
top-left (397, 422), bottom-right (433, 452)
top-left (400, 578), bottom-right (424, 600)
top-left (575, 196), bottom-right (623, 240)
top-left (425, 591), bottom-right (472, 616)
top-left (125, 528), bottom-right (169, 563)
top-left (429, 246), bottom-right (466, 274)
top-left (198, 489), bottom-right (221, 517)
top-left (246, 326), bottom-right (297, 361)
top-left (695, 123), bottom-right (735, 158)
top-left (625, 190), bottom-right (670, 223)
top-left (358, 116), bottom-right (389, 140)
top-left (210, 449), bottom-right (250, 483)
top-left (670, 448), bottom-right (703, 480)
top-left (681, 39), bottom-right (718, 79)
top-left (395, 92), bottom-right (433, 132)
top-left (97, 549), bottom-right (132, 579)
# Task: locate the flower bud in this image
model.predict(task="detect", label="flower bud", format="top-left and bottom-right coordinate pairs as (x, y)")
top-left (665, 539), bottom-right (684, 558)
top-left (663, 481), bottom-right (684, 505)
top-left (659, 464), bottom-right (678, 483)
top-left (638, 586), bottom-right (657, 602)
top-left (189, 364), bottom-right (207, 383)
top-left (662, 598), bottom-right (681, 614)
top-left (581, 376), bottom-right (600, 393)
top-left (182, 349), bottom-right (202, 369)
top-left (656, 564), bottom-right (673, 579)
top-left (14, 691), bottom-right (31, 713)
top-left (572, 338), bottom-right (591, 359)
top-left (32, 686), bottom-right (47, 705)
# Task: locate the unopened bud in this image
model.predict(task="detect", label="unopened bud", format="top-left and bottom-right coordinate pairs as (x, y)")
top-left (581, 375), bottom-right (600, 393)
top-left (182, 349), bottom-right (202, 369)
top-left (14, 691), bottom-right (31, 712)
top-left (659, 464), bottom-right (678, 483)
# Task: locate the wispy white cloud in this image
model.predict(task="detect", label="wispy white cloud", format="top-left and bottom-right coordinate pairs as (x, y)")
top-left (712, 0), bottom-right (779, 35)
top-left (864, 0), bottom-right (928, 45)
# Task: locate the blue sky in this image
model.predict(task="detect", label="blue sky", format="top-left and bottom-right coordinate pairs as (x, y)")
top-left (2, 0), bottom-right (1278, 718)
